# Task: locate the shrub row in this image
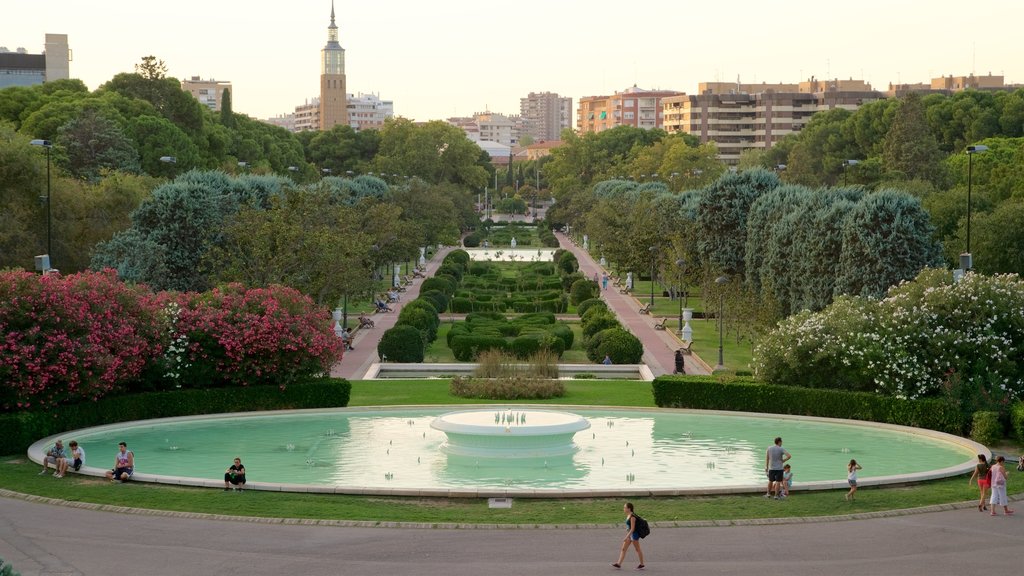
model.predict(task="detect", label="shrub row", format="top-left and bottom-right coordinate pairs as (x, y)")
top-left (446, 313), bottom-right (572, 361)
top-left (0, 378), bottom-right (351, 455)
top-left (538, 225), bottom-right (560, 248)
top-left (651, 376), bottom-right (966, 434)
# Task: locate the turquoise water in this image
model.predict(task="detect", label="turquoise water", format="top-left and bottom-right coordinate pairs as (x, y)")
top-left (69, 408), bottom-right (974, 491)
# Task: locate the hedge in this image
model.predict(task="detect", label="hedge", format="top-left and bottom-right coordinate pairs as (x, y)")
top-left (377, 325), bottom-right (425, 362)
top-left (1013, 401), bottom-right (1024, 443)
top-left (651, 376), bottom-right (966, 434)
top-left (577, 298), bottom-right (607, 318)
top-left (592, 328), bottom-right (644, 364)
top-left (0, 379), bottom-right (351, 455)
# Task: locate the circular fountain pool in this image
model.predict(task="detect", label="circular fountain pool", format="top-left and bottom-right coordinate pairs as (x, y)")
top-left (30, 406), bottom-right (983, 497)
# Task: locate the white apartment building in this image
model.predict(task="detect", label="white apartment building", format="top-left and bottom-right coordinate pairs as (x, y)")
top-left (520, 92), bottom-right (572, 141)
top-left (448, 111), bottom-right (521, 147)
top-left (347, 92), bottom-right (393, 131)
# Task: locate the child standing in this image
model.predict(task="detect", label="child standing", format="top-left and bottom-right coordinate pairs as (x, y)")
top-left (989, 455), bottom-right (1015, 516)
top-left (782, 464), bottom-right (793, 498)
top-left (845, 459), bottom-right (862, 501)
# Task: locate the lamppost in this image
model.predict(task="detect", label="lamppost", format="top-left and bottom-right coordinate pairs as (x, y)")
top-left (715, 275), bottom-right (729, 370)
top-left (648, 246), bottom-right (658, 308)
top-left (675, 258), bottom-right (686, 334)
top-left (159, 156), bottom-right (177, 164)
top-left (322, 168), bottom-right (332, 176)
top-left (964, 144), bottom-right (989, 270)
top-left (842, 159), bottom-right (859, 186)
top-left (29, 139), bottom-right (52, 265)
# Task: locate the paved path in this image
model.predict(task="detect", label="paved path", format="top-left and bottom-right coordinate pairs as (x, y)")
top-left (557, 232), bottom-right (710, 376)
top-left (329, 247), bottom-right (455, 380)
top-left (1, 495), bottom-right (1021, 575)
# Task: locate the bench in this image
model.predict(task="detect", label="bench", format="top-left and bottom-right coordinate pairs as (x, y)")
top-left (412, 269), bottom-right (427, 279)
top-left (619, 286), bottom-right (631, 294)
top-left (678, 340), bottom-right (693, 355)
top-left (653, 317), bottom-right (666, 330)
top-left (638, 303), bottom-right (652, 315)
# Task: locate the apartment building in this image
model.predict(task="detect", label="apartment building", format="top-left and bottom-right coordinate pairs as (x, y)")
top-left (295, 98), bottom-right (321, 132)
top-left (181, 77), bottom-right (232, 111)
top-left (662, 78), bottom-right (881, 165)
top-left (577, 86), bottom-right (681, 133)
top-left (520, 92), bottom-right (572, 141)
top-left (0, 34), bottom-right (70, 89)
top-left (347, 92), bottom-right (393, 131)
top-left (448, 111), bottom-right (522, 147)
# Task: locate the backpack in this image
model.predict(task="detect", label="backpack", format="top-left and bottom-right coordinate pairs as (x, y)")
top-left (633, 515), bottom-right (650, 539)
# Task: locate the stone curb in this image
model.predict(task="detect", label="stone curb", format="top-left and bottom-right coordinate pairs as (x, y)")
top-left (2, 487), bottom-right (1019, 530)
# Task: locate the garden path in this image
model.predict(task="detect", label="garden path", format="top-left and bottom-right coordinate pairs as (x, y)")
top-left (329, 246), bottom-right (456, 380)
top-left (556, 231), bottom-right (711, 376)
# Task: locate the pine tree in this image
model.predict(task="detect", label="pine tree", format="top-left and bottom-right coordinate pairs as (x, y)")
top-left (220, 88), bottom-right (235, 128)
top-left (882, 92), bottom-right (945, 185)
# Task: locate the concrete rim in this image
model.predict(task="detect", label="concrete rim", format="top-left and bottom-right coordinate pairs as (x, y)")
top-left (27, 405), bottom-right (988, 498)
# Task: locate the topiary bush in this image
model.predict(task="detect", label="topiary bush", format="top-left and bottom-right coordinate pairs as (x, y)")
top-left (420, 276), bottom-right (455, 295)
top-left (582, 310), bottom-right (621, 339)
top-left (593, 328), bottom-right (643, 364)
top-left (396, 300), bottom-right (440, 344)
top-left (560, 271), bottom-right (584, 292)
top-left (377, 325), bottom-right (425, 362)
top-left (463, 232), bottom-right (481, 248)
top-left (570, 278), bottom-right (598, 306)
top-left (450, 334), bottom-right (507, 361)
top-left (419, 289), bottom-right (449, 314)
top-left (558, 251), bottom-right (579, 275)
top-left (577, 298), bottom-right (608, 318)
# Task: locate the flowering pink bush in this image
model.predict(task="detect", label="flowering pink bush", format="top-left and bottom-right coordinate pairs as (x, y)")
top-left (162, 283), bottom-right (343, 388)
top-left (0, 270), bottom-right (164, 410)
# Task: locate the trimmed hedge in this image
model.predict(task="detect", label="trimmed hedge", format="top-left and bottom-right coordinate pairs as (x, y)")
top-left (577, 298), bottom-right (607, 318)
top-left (0, 379), bottom-right (351, 455)
top-left (651, 376), bottom-right (966, 434)
top-left (377, 325), bottom-right (425, 362)
top-left (570, 278), bottom-right (598, 306)
top-left (1013, 401), bottom-right (1024, 443)
top-left (971, 411), bottom-right (1002, 446)
top-left (592, 328), bottom-right (643, 364)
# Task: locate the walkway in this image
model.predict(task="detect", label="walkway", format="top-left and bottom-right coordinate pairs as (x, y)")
top-left (329, 247), bottom-right (455, 380)
top-left (556, 232), bottom-right (710, 376)
top-left (1, 495), bottom-right (1020, 576)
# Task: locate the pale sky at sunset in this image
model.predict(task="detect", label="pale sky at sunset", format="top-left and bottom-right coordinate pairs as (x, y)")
top-left (4, 0), bottom-right (1023, 122)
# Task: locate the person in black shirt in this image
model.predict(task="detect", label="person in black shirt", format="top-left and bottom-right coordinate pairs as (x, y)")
top-left (224, 457), bottom-right (246, 491)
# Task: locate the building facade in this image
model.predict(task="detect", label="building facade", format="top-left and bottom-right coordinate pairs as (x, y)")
top-left (662, 78), bottom-right (881, 165)
top-left (347, 92), bottom-right (393, 131)
top-left (448, 111), bottom-right (522, 147)
top-left (577, 86), bottom-right (681, 133)
top-left (0, 34), bottom-right (70, 89)
top-left (181, 77), bottom-right (232, 111)
top-left (319, 2), bottom-right (348, 130)
top-left (520, 92), bottom-right (572, 141)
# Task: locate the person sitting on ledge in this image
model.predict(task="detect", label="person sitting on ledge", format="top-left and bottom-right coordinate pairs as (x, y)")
top-left (104, 442), bottom-right (134, 483)
top-left (374, 297), bottom-right (392, 313)
top-left (224, 457), bottom-right (246, 491)
top-left (358, 313), bottom-right (374, 328)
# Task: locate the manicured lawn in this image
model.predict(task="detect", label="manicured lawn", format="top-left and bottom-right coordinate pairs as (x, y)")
top-left (347, 379), bottom-right (655, 408)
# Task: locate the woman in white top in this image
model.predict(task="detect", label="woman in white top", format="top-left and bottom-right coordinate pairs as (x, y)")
top-left (988, 455), bottom-right (1015, 516)
top-left (846, 459), bottom-right (862, 501)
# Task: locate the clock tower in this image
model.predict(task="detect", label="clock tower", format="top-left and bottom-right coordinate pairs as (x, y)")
top-left (319, 1), bottom-right (348, 130)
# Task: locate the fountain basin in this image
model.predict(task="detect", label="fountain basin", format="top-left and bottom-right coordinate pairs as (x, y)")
top-left (431, 409), bottom-right (591, 458)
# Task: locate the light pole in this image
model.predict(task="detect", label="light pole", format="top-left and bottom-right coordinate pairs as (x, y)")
top-left (648, 246), bottom-right (657, 308)
top-left (29, 139), bottom-right (52, 264)
top-left (842, 159), bottom-right (859, 186)
top-left (715, 275), bottom-right (729, 370)
top-left (965, 144), bottom-right (989, 270)
top-left (675, 258), bottom-right (686, 334)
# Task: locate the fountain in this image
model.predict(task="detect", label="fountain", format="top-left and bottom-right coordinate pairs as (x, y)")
top-left (430, 408), bottom-right (590, 458)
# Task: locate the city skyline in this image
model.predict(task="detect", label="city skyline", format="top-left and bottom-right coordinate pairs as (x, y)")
top-left (5, 0), bottom-right (1024, 124)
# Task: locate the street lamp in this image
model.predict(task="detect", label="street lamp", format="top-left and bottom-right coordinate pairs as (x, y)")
top-left (322, 168), bottom-right (332, 176)
top-left (648, 246), bottom-right (658, 308)
top-left (842, 159), bottom-right (859, 186)
top-left (29, 139), bottom-right (52, 264)
top-left (159, 156), bottom-right (177, 164)
top-left (715, 275), bottom-right (729, 371)
top-left (964, 144), bottom-right (989, 270)
top-left (675, 258), bottom-right (686, 334)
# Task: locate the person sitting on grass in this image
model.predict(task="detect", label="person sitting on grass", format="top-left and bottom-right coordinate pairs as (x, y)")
top-left (104, 442), bottom-right (134, 483)
top-left (224, 457), bottom-right (246, 491)
top-left (782, 464), bottom-right (793, 497)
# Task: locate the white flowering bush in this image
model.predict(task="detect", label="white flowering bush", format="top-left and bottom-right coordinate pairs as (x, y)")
top-left (755, 269), bottom-right (1024, 410)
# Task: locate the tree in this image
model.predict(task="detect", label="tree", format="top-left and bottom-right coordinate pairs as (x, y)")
top-left (371, 119), bottom-right (488, 187)
top-left (134, 55), bottom-right (168, 80)
top-left (130, 114), bottom-right (200, 177)
top-left (696, 168), bottom-right (780, 277)
top-left (220, 87), bottom-right (235, 128)
top-left (882, 92), bottom-right (946, 186)
top-left (55, 107), bottom-right (140, 181)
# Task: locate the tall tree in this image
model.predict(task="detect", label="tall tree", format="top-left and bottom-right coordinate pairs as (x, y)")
top-left (55, 107), bottom-right (141, 181)
top-left (882, 92), bottom-right (946, 185)
top-left (220, 87), bottom-right (235, 128)
top-left (134, 55), bottom-right (167, 80)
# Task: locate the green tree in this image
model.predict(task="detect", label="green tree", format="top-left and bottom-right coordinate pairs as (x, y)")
top-left (696, 168), bottom-right (780, 277)
top-left (219, 87), bottom-right (235, 128)
top-left (882, 92), bottom-right (946, 185)
top-left (372, 119), bottom-right (488, 187)
top-left (135, 55), bottom-right (168, 80)
top-left (55, 108), bottom-right (140, 181)
top-left (130, 115), bottom-right (200, 177)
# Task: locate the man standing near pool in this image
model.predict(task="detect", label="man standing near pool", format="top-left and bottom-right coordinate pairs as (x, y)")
top-left (765, 436), bottom-right (791, 499)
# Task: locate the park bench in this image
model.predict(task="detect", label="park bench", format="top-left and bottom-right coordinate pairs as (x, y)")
top-left (653, 317), bottom-right (667, 330)
top-left (678, 340), bottom-right (693, 355)
top-left (412, 268), bottom-right (427, 279)
top-left (638, 303), bottom-right (652, 315)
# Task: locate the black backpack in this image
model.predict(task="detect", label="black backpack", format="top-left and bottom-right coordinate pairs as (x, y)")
top-left (633, 515), bottom-right (650, 539)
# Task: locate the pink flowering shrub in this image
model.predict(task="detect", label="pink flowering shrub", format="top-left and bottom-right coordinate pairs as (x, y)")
top-left (0, 270), bottom-right (164, 411)
top-left (163, 283), bottom-right (343, 388)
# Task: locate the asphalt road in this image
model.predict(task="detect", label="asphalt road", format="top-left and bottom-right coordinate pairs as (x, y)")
top-left (1, 496), bottom-right (1022, 575)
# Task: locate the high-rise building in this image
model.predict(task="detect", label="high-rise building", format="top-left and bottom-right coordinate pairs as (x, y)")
top-left (181, 77), bottom-right (232, 111)
top-left (447, 111), bottom-right (521, 147)
top-left (662, 78), bottom-right (881, 165)
top-left (0, 34), bottom-right (70, 89)
top-left (577, 86), bottom-right (681, 133)
top-left (520, 92), bottom-right (572, 141)
top-left (319, 1), bottom-right (348, 130)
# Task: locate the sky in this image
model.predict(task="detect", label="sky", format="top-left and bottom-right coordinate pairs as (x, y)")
top-left (4, 0), bottom-right (1024, 123)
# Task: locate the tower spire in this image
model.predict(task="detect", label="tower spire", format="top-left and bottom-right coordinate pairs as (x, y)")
top-left (330, 0), bottom-right (336, 28)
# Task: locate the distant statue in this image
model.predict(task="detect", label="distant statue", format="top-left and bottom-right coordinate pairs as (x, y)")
top-left (626, 272), bottom-right (634, 290)
top-left (583, 235), bottom-right (589, 250)
top-left (510, 237), bottom-right (517, 248)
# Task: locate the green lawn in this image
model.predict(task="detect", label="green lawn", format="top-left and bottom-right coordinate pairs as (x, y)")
top-left (0, 379), bottom-right (989, 524)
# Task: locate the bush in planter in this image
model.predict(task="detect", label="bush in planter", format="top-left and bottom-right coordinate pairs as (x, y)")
top-left (593, 328), bottom-right (644, 364)
top-left (577, 298), bottom-right (607, 318)
top-left (377, 325), bottom-right (425, 362)
top-left (570, 278), bottom-right (598, 306)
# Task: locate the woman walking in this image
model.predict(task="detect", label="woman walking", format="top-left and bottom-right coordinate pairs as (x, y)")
top-left (611, 502), bottom-right (645, 570)
top-left (989, 456), bottom-right (1014, 516)
top-left (968, 454), bottom-right (991, 512)
top-left (845, 459), bottom-right (862, 501)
